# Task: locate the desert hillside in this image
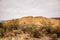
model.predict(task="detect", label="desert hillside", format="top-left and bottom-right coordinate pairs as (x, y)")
top-left (1, 16), bottom-right (60, 27)
top-left (0, 16), bottom-right (60, 40)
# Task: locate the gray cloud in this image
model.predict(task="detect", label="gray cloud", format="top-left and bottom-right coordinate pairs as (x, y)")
top-left (0, 0), bottom-right (60, 20)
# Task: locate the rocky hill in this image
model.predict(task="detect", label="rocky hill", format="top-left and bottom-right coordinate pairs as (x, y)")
top-left (1, 16), bottom-right (60, 28)
top-left (0, 16), bottom-right (60, 40)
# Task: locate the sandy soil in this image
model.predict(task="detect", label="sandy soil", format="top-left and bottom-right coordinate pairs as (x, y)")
top-left (0, 34), bottom-right (60, 40)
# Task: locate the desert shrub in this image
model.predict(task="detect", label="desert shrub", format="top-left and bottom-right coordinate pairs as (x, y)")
top-left (0, 28), bottom-right (4, 37)
top-left (50, 34), bottom-right (57, 40)
top-left (0, 23), bottom-right (3, 28)
top-left (3, 25), bottom-right (13, 33)
top-left (21, 24), bottom-right (43, 38)
top-left (21, 26), bottom-right (33, 34)
top-left (24, 27), bottom-right (32, 34)
top-left (52, 26), bottom-right (60, 37)
top-left (31, 29), bottom-right (42, 38)
top-left (44, 24), bottom-right (60, 38)
top-left (38, 21), bottom-right (58, 37)
top-left (38, 26), bottom-right (51, 36)
top-left (49, 33), bottom-right (57, 37)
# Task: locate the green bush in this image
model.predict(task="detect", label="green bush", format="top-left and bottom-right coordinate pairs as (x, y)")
top-left (32, 29), bottom-right (42, 38)
top-left (22, 27), bottom-right (32, 34)
top-left (50, 34), bottom-right (57, 40)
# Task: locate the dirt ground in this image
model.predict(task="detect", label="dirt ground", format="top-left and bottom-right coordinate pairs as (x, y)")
top-left (0, 34), bottom-right (60, 40)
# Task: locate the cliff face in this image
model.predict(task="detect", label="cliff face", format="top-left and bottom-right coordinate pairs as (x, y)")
top-left (1, 16), bottom-right (60, 28)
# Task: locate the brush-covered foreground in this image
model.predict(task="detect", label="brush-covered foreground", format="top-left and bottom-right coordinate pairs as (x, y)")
top-left (0, 16), bottom-right (60, 40)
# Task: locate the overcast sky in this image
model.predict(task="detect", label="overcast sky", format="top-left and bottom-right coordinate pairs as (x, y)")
top-left (0, 0), bottom-right (60, 20)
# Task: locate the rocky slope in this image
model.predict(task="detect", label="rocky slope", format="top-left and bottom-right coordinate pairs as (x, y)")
top-left (0, 16), bottom-right (60, 40)
top-left (1, 16), bottom-right (60, 28)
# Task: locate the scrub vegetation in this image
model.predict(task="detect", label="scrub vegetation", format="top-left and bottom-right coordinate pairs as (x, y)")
top-left (0, 16), bottom-right (60, 40)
